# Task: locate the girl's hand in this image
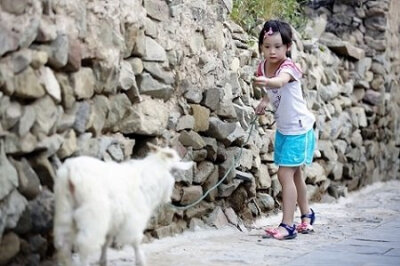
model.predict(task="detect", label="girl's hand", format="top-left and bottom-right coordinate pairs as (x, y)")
top-left (253, 76), bottom-right (268, 88)
top-left (255, 98), bottom-right (269, 115)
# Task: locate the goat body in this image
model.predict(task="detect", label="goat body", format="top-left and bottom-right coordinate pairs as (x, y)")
top-left (54, 145), bottom-right (192, 266)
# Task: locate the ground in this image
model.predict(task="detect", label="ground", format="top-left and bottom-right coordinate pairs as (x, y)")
top-left (87, 180), bottom-right (400, 265)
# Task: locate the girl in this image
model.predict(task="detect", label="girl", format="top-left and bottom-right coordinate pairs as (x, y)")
top-left (254, 20), bottom-right (316, 240)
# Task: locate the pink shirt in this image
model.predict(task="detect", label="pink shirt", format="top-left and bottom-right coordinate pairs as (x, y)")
top-left (257, 58), bottom-right (315, 135)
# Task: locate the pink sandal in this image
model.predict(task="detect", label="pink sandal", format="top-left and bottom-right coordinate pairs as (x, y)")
top-left (297, 208), bottom-right (315, 234)
top-left (264, 223), bottom-right (297, 240)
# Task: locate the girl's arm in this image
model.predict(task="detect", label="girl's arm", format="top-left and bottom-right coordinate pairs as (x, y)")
top-left (253, 72), bottom-right (292, 89)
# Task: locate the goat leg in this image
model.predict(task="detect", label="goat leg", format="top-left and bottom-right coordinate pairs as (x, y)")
top-left (133, 240), bottom-right (146, 266)
top-left (99, 235), bottom-right (112, 266)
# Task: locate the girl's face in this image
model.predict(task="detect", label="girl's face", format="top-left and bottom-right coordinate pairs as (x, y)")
top-left (260, 33), bottom-right (290, 64)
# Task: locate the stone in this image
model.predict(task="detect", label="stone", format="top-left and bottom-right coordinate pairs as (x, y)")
top-left (0, 232), bottom-right (20, 265)
top-left (318, 140), bottom-right (338, 161)
top-left (255, 164), bottom-right (271, 189)
top-left (119, 97), bottom-right (169, 136)
top-left (0, 142), bottom-right (19, 200)
top-left (202, 166), bottom-right (219, 202)
top-left (224, 207), bottom-right (238, 226)
top-left (205, 117), bottom-right (236, 141)
top-left (72, 101), bottom-right (91, 134)
top-left (0, 190), bottom-right (27, 237)
top-left (176, 115), bottom-right (195, 131)
top-left (256, 193), bottom-right (275, 212)
top-left (218, 179), bottom-right (242, 198)
top-left (0, 25), bottom-right (19, 57)
top-left (143, 62), bottom-right (175, 84)
top-left (179, 131), bottom-right (206, 150)
top-left (11, 49), bottom-right (32, 74)
top-left (3, 133), bottom-right (37, 155)
top-left (141, 37), bottom-right (167, 62)
top-left (39, 67), bottom-right (61, 102)
top-left (104, 94), bottom-right (131, 131)
top-left (305, 162), bottom-right (327, 184)
top-left (13, 67), bottom-right (45, 99)
top-left (18, 105), bottom-right (36, 137)
top-left (320, 33), bottom-right (365, 60)
top-left (184, 88), bottom-right (203, 104)
top-left (206, 206), bottom-right (229, 229)
top-left (71, 67), bottom-right (95, 100)
top-left (194, 161), bottom-right (214, 184)
top-left (190, 104), bottom-right (210, 132)
top-left (35, 134), bottom-right (64, 157)
top-left (137, 73), bottom-right (173, 100)
top-left (180, 186), bottom-right (203, 205)
top-left (64, 38), bottom-right (82, 72)
top-left (118, 60), bottom-right (135, 91)
top-left (36, 17), bottom-right (57, 42)
top-left (47, 34), bottom-right (69, 69)
top-left (128, 57), bottom-right (144, 75)
top-left (28, 189), bottom-right (54, 234)
top-left (144, 0), bottom-right (170, 21)
top-left (14, 158), bottom-right (41, 200)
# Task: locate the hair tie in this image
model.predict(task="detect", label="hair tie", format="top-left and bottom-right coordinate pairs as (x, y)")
top-left (264, 27), bottom-right (274, 39)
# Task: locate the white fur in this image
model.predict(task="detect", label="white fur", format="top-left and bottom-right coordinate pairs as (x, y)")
top-left (53, 145), bottom-right (193, 266)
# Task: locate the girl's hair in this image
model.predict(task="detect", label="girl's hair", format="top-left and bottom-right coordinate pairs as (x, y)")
top-left (258, 20), bottom-right (293, 56)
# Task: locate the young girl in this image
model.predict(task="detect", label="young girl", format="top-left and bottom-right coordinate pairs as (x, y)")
top-left (254, 20), bottom-right (316, 240)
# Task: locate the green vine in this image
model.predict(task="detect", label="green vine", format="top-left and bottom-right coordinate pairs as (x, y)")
top-left (231, 0), bottom-right (310, 34)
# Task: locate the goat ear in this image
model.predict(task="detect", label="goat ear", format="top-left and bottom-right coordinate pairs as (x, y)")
top-left (172, 161), bottom-right (193, 171)
top-left (147, 142), bottom-right (159, 152)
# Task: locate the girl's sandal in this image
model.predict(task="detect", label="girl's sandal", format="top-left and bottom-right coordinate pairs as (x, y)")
top-left (264, 223), bottom-right (297, 240)
top-left (297, 208), bottom-right (315, 234)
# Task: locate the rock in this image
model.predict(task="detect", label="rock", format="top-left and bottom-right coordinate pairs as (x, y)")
top-left (137, 73), bottom-right (173, 100)
top-left (194, 161), bottom-right (214, 184)
top-left (13, 67), bottom-right (45, 99)
top-left (39, 67), bottom-right (61, 103)
top-left (14, 158), bottom-right (41, 200)
top-left (0, 190), bottom-right (28, 237)
top-left (0, 25), bottom-right (19, 57)
top-left (202, 166), bottom-right (219, 201)
top-left (0, 141), bottom-right (19, 200)
top-left (179, 131), bottom-right (206, 150)
top-left (224, 207), bottom-right (239, 226)
top-left (180, 186), bottom-right (203, 205)
top-left (144, 0), bottom-right (170, 21)
top-left (0, 232), bottom-right (20, 265)
top-left (320, 32), bottom-right (365, 60)
top-left (71, 67), bottom-right (95, 100)
top-left (28, 189), bottom-right (54, 234)
top-left (119, 97), bottom-right (169, 136)
top-left (176, 115), bottom-right (195, 131)
top-left (190, 104), bottom-right (210, 132)
top-left (206, 206), bottom-right (229, 229)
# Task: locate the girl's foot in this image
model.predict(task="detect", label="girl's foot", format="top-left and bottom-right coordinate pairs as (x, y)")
top-left (265, 223), bottom-right (297, 240)
top-left (297, 208), bottom-right (315, 234)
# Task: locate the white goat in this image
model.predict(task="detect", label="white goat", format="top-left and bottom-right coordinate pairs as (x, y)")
top-left (53, 143), bottom-right (193, 266)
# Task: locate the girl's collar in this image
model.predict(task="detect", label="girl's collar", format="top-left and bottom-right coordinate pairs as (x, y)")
top-left (262, 58), bottom-right (289, 77)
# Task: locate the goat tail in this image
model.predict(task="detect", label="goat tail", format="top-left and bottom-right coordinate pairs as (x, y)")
top-left (53, 164), bottom-right (75, 264)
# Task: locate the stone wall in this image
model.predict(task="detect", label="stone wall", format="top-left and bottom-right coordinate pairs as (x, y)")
top-left (0, 0), bottom-right (399, 264)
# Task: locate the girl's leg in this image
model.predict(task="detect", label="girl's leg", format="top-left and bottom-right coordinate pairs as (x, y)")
top-left (293, 167), bottom-right (312, 223)
top-left (277, 166), bottom-right (297, 232)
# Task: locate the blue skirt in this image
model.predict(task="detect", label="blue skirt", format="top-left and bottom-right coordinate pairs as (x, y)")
top-left (274, 129), bottom-right (315, 167)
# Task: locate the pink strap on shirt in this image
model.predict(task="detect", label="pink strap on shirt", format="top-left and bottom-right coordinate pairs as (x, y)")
top-left (257, 62), bottom-right (264, 77)
top-left (276, 59), bottom-right (302, 79)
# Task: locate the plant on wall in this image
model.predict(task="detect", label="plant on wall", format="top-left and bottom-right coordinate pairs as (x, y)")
top-left (231, 0), bottom-right (309, 33)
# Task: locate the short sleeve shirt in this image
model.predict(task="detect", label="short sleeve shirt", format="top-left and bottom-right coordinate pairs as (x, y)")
top-left (257, 58), bottom-right (315, 135)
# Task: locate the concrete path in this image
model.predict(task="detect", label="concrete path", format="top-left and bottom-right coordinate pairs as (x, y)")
top-left (101, 180), bottom-right (400, 266)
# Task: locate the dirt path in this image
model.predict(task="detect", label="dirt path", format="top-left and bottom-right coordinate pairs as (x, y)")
top-left (95, 180), bottom-right (400, 265)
